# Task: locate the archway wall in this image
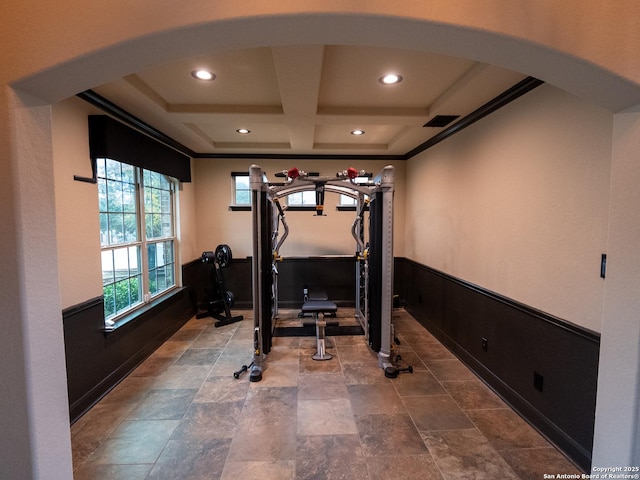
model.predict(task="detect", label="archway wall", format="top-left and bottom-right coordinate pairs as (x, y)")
top-left (3, 2), bottom-right (640, 112)
top-left (4, 3), bottom-right (640, 475)
top-left (0, 88), bottom-right (74, 480)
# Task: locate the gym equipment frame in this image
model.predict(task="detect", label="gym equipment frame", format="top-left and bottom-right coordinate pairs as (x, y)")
top-left (196, 244), bottom-right (244, 327)
top-left (248, 164), bottom-right (398, 382)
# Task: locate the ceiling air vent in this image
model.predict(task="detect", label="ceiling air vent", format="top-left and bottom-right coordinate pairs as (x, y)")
top-left (424, 115), bottom-right (460, 128)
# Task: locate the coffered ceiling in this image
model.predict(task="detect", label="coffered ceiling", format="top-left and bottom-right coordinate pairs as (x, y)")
top-left (90, 45), bottom-right (529, 158)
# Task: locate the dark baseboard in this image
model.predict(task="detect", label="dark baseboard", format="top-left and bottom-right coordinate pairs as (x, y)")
top-left (394, 257), bottom-right (599, 471)
top-left (67, 313), bottom-right (188, 422)
top-left (64, 287), bottom-right (194, 423)
top-left (65, 255), bottom-right (597, 471)
top-left (188, 255), bottom-right (358, 312)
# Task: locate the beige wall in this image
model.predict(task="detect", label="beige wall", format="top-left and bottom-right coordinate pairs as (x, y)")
top-left (593, 106), bottom-right (640, 465)
top-left (5, 3), bottom-right (640, 112)
top-left (406, 84), bottom-right (613, 332)
top-left (2, 88), bottom-right (74, 480)
top-left (193, 158), bottom-right (405, 260)
top-left (176, 159), bottom-right (198, 265)
top-left (50, 96), bottom-right (405, 306)
top-left (53, 85), bottom-right (611, 333)
top-left (51, 97), bottom-right (103, 309)
top-left (51, 97), bottom-right (199, 309)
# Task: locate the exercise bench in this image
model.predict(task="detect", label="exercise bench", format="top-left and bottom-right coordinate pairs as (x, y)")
top-left (298, 288), bottom-right (336, 318)
top-left (301, 300), bottom-right (337, 361)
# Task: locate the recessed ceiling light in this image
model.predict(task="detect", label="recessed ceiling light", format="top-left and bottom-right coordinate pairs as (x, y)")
top-left (191, 69), bottom-right (215, 81)
top-left (236, 128), bottom-right (251, 134)
top-left (351, 129), bottom-right (365, 136)
top-left (379, 73), bottom-right (403, 85)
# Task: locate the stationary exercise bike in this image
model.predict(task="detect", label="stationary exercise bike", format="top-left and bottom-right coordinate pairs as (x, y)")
top-left (196, 244), bottom-right (243, 327)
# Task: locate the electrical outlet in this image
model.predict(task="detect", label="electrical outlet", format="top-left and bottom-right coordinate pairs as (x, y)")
top-left (534, 371), bottom-right (544, 392)
top-left (481, 337), bottom-right (488, 352)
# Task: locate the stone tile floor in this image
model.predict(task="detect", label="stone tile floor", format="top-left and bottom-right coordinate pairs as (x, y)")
top-left (71, 309), bottom-right (582, 479)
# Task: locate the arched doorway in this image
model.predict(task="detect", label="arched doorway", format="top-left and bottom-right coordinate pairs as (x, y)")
top-left (3, 6), bottom-right (640, 477)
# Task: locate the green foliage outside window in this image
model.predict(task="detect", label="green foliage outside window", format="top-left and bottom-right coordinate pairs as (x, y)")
top-left (103, 277), bottom-right (142, 318)
top-left (98, 158), bottom-right (176, 324)
top-left (234, 175), bottom-right (251, 205)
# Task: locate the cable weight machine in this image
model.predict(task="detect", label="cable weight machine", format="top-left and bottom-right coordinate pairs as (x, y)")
top-left (247, 164), bottom-right (410, 382)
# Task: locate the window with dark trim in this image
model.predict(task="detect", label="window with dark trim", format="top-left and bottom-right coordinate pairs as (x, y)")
top-left (230, 172), bottom-right (251, 211)
top-left (87, 115), bottom-right (186, 329)
top-left (283, 172), bottom-right (320, 211)
top-left (98, 158), bottom-right (177, 329)
top-left (338, 175), bottom-right (371, 210)
top-left (286, 190), bottom-right (316, 207)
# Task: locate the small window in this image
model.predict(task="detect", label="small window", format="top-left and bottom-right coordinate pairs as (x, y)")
top-left (339, 195), bottom-right (357, 207)
top-left (287, 190), bottom-right (316, 207)
top-left (339, 175), bottom-right (371, 206)
top-left (232, 172), bottom-right (251, 206)
top-left (284, 172), bottom-right (319, 208)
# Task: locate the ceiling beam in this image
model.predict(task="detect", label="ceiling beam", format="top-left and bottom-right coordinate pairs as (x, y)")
top-left (271, 46), bottom-right (325, 151)
top-left (78, 76), bottom-right (543, 161)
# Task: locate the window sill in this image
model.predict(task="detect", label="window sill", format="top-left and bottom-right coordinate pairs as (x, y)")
top-left (337, 205), bottom-right (369, 211)
top-left (230, 205), bottom-right (366, 212)
top-left (103, 287), bottom-right (182, 334)
top-left (285, 206), bottom-right (317, 212)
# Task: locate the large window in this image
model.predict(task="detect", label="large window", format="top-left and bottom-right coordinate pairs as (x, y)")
top-left (98, 158), bottom-right (176, 326)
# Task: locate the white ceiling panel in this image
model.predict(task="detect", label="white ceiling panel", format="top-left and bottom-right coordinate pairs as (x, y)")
top-left (90, 45), bottom-right (529, 157)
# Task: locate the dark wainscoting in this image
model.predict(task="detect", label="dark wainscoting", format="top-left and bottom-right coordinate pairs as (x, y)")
top-left (63, 283), bottom-right (194, 423)
top-left (188, 255), bottom-right (358, 312)
top-left (64, 255), bottom-right (356, 423)
top-left (66, 255), bottom-right (599, 471)
top-left (185, 256), bottom-right (253, 311)
top-left (394, 258), bottom-right (599, 471)
top-left (276, 256), bottom-right (357, 308)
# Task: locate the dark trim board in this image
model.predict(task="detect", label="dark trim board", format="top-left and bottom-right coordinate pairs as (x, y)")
top-left (78, 77), bottom-right (542, 162)
top-left (87, 115), bottom-right (191, 182)
top-left (405, 76), bottom-right (544, 158)
top-left (77, 90), bottom-right (197, 158)
top-left (187, 256), bottom-right (253, 311)
top-left (64, 253), bottom-right (597, 472)
top-left (63, 282), bottom-right (195, 423)
top-left (188, 255), bottom-right (356, 311)
top-left (393, 258), bottom-right (599, 471)
top-left (275, 256), bottom-right (357, 309)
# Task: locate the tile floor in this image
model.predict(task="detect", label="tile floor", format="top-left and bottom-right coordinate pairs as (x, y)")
top-left (71, 308), bottom-right (583, 479)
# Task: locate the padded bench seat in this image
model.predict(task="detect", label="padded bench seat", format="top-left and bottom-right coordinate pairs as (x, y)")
top-left (301, 300), bottom-right (339, 326)
top-left (301, 300), bottom-right (337, 314)
top-left (302, 300), bottom-right (337, 361)
top-left (299, 293), bottom-right (335, 318)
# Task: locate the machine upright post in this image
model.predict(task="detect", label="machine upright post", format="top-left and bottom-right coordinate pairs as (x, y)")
top-left (249, 164), bottom-right (266, 382)
top-left (377, 166), bottom-right (395, 370)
